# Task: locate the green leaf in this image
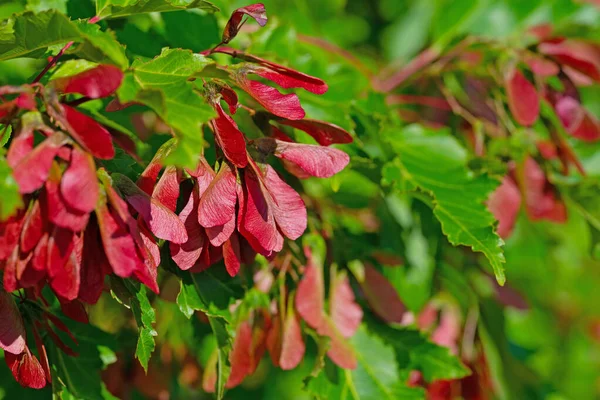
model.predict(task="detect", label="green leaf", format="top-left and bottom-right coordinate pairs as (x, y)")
top-left (162, 10), bottom-right (219, 52)
top-left (176, 268), bottom-right (243, 319)
top-left (130, 284), bottom-right (156, 330)
top-left (175, 269), bottom-right (240, 398)
top-left (0, 11), bottom-right (127, 68)
top-left (96, 0), bottom-right (218, 19)
top-left (383, 125), bottom-right (505, 284)
top-left (0, 124), bottom-right (12, 147)
top-left (117, 281), bottom-right (157, 373)
top-left (366, 316), bottom-right (471, 382)
top-left (49, 320), bottom-right (118, 400)
top-left (306, 327), bottom-right (426, 400)
top-left (49, 59), bottom-right (98, 78)
top-left (0, 150), bottom-right (22, 221)
top-left (0, 11), bottom-right (81, 61)
top-left (135, 327), bottom-right (156, 372)
top-left (72, 21), bottom-right (129, 69)
top-left (431, 0), bottom-right (484, 48)
top-left (26, 0), bottom-right (68, 13)
top-left (117, 48), bottom-right (216, 167)
top-left (131, 285), bottom-right (157, 372)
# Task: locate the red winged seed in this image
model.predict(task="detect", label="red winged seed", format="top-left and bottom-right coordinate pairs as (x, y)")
top-left (360, 264), bottom-right (406, 323)
top-left (487, 176), bottom-right (522, 238)
top-left (277, 119), bottom-right (353, 145)
top-left (237, 78), bottom-right (305, 120)
top-left (255, 67), bottom-right (327, 95)
top-left (263, 165), bottom-right (307, 241)
top-left (78, 222), bottom-right (110, 304)
top-left (0, 211), bottom-right (25, 261)
top-left (539, 40), bottom-right (600, 82)
top-left (112, 173), bottom-right (188, 244)
top-left (295, 262), bottom-right (324, 330)
top-left (20, 200), bottom-right (44, 254)
top-left (205, 215), bottom-right (235, 247)
top-left (96, 202), bottom-right (142, 278)
top-left (44, 173), bottom-right (89, 232)
top-left (219, 84), bottom-right (239, 114)
top-left (225, 321), bottom-right (254, 388)
top-left (317, 317), bottom-right (358, 369)
top-left (211, 103), bottom-right (248, 168)
top-left (52, 65), bottom-right (124, 99)
top-left (62, 105), bottom-right (115, 159)
top-left (522, 157), bottom-right (567, 222)
top-left (223, 233), bottom-right (242, 277)
top-left (278, 302), bottom-right (305, 370)
top-left (5, 350), bottom-right (46, 389)
top-left (152, 166), bottom-right (180, 212)
top-left (32, 234), bottom-right (49, 272)
top-left (12, 134), bottom-right (65, 194)
top-left (6, 127), bottom-right (34, 168)
top-left (198, 163), bottom-right (237, 228)
top-left (49, 252), bottom-right (81, 301)
top-left (555, 96), bottom-right (600, 142)
top-left (241, 171), bottom-right (284, 254)
top-left (222, 3), bottom-right (267, 44)
top-left (60, 147), bottom-right (99, 213)
top-left (505, 67), bottom-right (539, 127)
top-left (329, 272), bottom-right (362, 338)
top-left (47, 227), bottom-right (75, 279)
top-left (0, 289), bottom-right (27, 355)
top-left (273, 139), bottom-right (350, 178)
top-left (170, 184), bottom-right (205, 270)
top-left (210, 48), bottom-right (328, 95)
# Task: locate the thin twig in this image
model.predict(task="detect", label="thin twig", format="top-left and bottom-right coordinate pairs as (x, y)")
top-left (31, 15), bottom-right (101, 83)
top-left (32, 42), bottom-right (75, 83)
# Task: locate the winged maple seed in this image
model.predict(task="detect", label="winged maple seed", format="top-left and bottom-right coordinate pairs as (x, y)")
top-left (201, 246), bottom-right (363, 393)
top-left (0, 3), bottom-right (353, 390)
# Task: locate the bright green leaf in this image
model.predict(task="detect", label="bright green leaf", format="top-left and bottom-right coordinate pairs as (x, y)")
top-left (0, 151), bottom-right (22, 221)
top-left (135, 326), bottom-right (157, 372)
top-left (117, 48), bottom-right (216, 167)
top-left (72, 21), bottom-right (129, 68)
top-left (383, 125), bottom-right (505, 284)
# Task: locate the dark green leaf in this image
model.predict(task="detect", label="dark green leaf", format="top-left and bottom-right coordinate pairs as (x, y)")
top-left (175, 269), bottom-right (240, 398)
top-left (96, 0), bottom-right (219, 19)
top-left (306, 327), bottom-right (427, 400)
top-left (49, 320), bottom-right (118, 400)
top-left (0, 11), bottom-right (81, 61)
top-left (366, 316), bottom-right (470, 382)
top-left (162, 10), bottom-right (219, 52)
top-left (26, 0), bottom-right (68, 13)
top-left (0, 11), bottom-right (127, 68)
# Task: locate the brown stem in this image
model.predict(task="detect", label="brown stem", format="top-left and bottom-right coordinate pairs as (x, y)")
top-left (32, 41), bottom-right (75, 83)
top-left (31, 15), bottom-right (101, 84)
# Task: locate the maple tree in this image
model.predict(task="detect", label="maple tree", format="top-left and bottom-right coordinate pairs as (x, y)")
top-left (1, 0), bottom-right (600, 399)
